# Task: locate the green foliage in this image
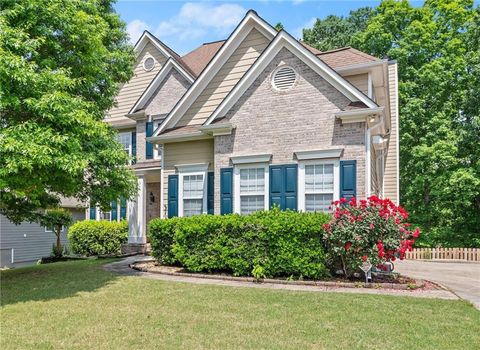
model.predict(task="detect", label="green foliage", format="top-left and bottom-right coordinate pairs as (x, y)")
top-left (0, 0), bottom-right (137, 224)
top-left (148, 209), bottom-right (330, 279)
top-left (39, 208), bottom-right (73, 257)
top-left (68, 220), bottom-right (128, 256)
top-left (353, 0), bottom-right (480, 247)
top-left (274, 22), bottom-right (284, 31)
top-left (302, 7), bottom-right (374, 51)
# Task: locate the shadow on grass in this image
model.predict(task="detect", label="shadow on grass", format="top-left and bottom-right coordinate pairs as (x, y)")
top-left (0, 258), bottom-right (119, 307)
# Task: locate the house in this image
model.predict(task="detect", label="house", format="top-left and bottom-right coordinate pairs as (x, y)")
top-left (99, 10), bottom-right (399, 253)
top-left (0, 199), bottom-right (86, 267)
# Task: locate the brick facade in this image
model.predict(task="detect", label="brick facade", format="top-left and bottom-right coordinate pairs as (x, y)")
top-left (214, 48), bottom-right (366, 213)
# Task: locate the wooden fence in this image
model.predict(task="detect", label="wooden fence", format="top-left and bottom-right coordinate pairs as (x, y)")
top-left (406, 248), bottom-right (479, 261)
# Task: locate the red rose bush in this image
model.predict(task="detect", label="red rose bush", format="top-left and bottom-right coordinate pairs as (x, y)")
top-left (322, 196), bottom-right (420, 278)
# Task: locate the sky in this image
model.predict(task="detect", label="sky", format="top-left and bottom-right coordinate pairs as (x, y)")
top-left (115, 0), bottom-right (423, 55)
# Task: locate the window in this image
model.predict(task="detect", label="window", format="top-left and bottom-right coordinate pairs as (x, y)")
top-left (182, 174), bottom-right (204, 217)
top-left (239, 167), bottom-right (265, 214)
top-left (116, 132), bottom-right (132, 157)
top-left (45, 226), bottom-right (65, 233)
top-left (99, 210), bottom-right (112, 221)
top-left (153, 119), bottom-right (164, 159)
top-left (298, 160), bottom-right (339, 212)
top-left (143, 56), bottom-right (155, 71)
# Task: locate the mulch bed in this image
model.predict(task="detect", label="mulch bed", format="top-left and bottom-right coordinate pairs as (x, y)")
top-left (131, 261), bottom-right (441, 291)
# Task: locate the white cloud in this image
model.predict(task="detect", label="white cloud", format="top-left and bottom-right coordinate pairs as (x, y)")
top-left (293, 17), bottom-right (316, 39)
top-left (292, 0), bottom-right (305, 5)
top-left (155, 3), bottom-right (246, 42)
top-left (127, 19), bottom-right (149, 44)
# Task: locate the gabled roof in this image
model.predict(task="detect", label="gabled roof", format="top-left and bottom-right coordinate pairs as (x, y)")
top-left (181, 40), bottom-right (226, 76)
top-left (128, 58), bottom-right (195, 115)
top-left (152, 10), bottom-right (277, 137)
top-left (204, 30), bottom-right (378, 126)
top-left (316, 47), bottom-right (379, 69)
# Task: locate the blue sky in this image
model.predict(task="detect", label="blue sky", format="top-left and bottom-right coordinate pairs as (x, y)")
top-left (115, 0), bottom-right (422, 55)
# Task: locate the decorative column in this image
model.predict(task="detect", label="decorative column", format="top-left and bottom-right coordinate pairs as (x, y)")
top-left (124, 174), bottom-right (147, 253)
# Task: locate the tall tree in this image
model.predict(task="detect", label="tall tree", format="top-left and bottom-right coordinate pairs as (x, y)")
top-left (302, 7), bottom-right (374, 51)
top-left (0, 0), bottom-right (137, 224)
top-left (353, 0), bottom-right (479, 247)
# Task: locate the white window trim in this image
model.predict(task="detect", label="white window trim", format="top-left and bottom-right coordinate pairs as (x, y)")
top-left (152, 119), bottom-right (163, 160)
top-left (117, 131), bottom-right (133, 164)
top-left (298, 159), bottom-right (340, 212)
top-left (45, 226), bottom-right (65, 233)
top-left (233, 163), bottom-right (269, 214)
top-left (178, 168), bottom-right (208, 217)
top-left (143, 55), bottom-right (155, 72)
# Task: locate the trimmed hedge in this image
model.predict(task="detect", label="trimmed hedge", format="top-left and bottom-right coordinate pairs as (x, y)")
top-left (148, 208), bottom-right (330, 279)
top-left (68, 220), bottom-right (128, 256)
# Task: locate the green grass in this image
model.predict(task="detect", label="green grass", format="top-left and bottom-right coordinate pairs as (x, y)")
top-left (1, 260), bottom-right (479, 350)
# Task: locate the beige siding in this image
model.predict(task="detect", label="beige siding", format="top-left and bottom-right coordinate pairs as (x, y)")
top-left (106, 42), bottom-right (168, 122)
top-left (383, 63), bottom-right (399, 203)
top-left (162, 139), bottom-right (214, 215)
top-left (345, 73), bottom-right (369, 95)
top-left (177, 29), bottom-right (270, 127)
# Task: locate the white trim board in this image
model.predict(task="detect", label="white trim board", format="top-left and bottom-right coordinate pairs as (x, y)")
top-left (129, 58), bottom-right (195, 115)
top-left (204, 30), bottom-right (378, 126)
top-left (134, 31), bottom-right (174, 59)
top-left (153, 11), bottom-right (277, 137)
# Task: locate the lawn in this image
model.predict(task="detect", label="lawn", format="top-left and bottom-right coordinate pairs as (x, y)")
top-left (1, 259), bottom-right (479, 350)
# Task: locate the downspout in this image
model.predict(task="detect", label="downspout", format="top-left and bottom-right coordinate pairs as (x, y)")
top-left (365, 72), bottom-right (373, 198)
top-left (159, 144), bottom-right (165, 219)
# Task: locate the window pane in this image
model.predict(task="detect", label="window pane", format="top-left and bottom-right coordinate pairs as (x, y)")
top-left (240, 168), bottom-right (264, 193)
top-left (183, 175), bottom-right (204, 198)
top-left (240, 195), bottom-right (264, 215)
top-left (116, 132), bottom-right (131, 155)
top-left (305, 164), bottom-right (334, 192)
top-left (305, 194), bottom-right (333, 212)
top-left (183, 199), bottom-right (203, 217)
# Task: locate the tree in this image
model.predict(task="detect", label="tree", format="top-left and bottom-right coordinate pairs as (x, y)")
top-left (302, 7), bottom-right (374, 51)
top-left (40, 209), bottom-right (73, 257)
top-left (274, 22), bottom-right (284, 31)
top-left (0, 0), bottom-right (138, 224)
top-left (353, 0), bottom-right (480, 247)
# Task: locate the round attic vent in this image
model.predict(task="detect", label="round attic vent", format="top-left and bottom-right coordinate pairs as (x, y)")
top-left (272, 66), bottom-right (297, 91)
top-left (143, 56), bottom-right (155, 71)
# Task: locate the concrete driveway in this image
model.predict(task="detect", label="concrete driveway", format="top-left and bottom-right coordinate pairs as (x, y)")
top-left (395, 260), bottom-right (480, 309)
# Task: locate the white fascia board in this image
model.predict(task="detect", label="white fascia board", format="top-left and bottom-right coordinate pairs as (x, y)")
top-left (175, 163), bottom-right (209, 172)
top-left (147, 131), bottom-right (210, 144)
top-left (295, 148), bottom-right (343, 160)
top-left (153, 11), bottom-right (276, 137)
top-left (230, 154), bottom-right (272, 164)
top-left (129, 59), bottom-right (194, 115)
top-left (198, 123), bottom-right (233, 136)
top-left (134, 31), bottom-right (172, 59)
top-left (335, 60), bottom-right (386, 75)
top-left (335, 107), bottom-right (384, 124)
top-left (205, 31), bottom-right (378, 126)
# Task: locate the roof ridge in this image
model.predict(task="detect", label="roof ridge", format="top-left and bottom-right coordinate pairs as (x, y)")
top-left (316, 47), bottom-right (352, 55)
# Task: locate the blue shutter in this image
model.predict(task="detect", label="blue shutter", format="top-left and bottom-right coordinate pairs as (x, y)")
top-left (111, 200), bottom-right (118, 221)
top-left (145, 122), bottom-right (154, 159)
top-left (284, 164), bottom-right (298, 210)
top-left (220, 168), bottom-right (233, 214)
top-left (269, 164), bottom-right (297, 211)
top-left (120, 198), bottom-right (127, 219)
top-left (207, 172), bottom-right (214, 215)
top-left (340, 160), bottom-right (357, 200)
top-left (131, 132), bottom-right (136, 164)
top-left (168, 175), bottom-right (179, 218)
top-left (89, 205), bottom-right (96, 220)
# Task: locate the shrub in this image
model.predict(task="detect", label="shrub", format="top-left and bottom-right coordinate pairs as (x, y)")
top-left (148, 208), bottom-right (330, 279)
top-left (68, 220), bottom-right (128, 256)
top-left (40, 208), bottom-right (73, 257)
top-left (323, 196), bottom-right (420, 278)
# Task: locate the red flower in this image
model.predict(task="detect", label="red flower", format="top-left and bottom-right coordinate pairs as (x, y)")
top-left (413, 228), bottom-right (420, 238)
top-left (362, 255), bottom-right (368, 262)
top-left (369, 223), bottom-right (375, 230)
top-left (378, 251), bottom-right (385, 258)
top-left (344, 242), bottom-right (352, 251)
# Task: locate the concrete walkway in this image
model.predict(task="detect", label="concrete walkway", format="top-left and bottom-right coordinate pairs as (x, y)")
top-left (104, 256), bottom-right (458, 301)
top-left (395, 260), bottom-right (480, 309)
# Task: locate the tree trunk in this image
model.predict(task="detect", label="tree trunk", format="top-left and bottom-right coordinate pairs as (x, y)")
top-left (55, 225), bottom-right (62, 257)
